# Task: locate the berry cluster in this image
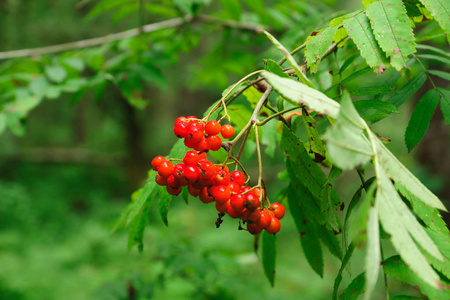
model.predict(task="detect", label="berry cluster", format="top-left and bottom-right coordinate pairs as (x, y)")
top-left (174, 116), bottom-right (235, 152)
top-left (151, 116), bottom-right (285, 235)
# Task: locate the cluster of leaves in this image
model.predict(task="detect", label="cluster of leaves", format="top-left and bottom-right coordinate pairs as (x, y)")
top-left (122, 0), bottom-right (450, 299)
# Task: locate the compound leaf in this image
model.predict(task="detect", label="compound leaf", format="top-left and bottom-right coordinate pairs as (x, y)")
top-left (340, 272), bottom-right (365, 300)
top-left (418, 0), bottom-right (450, 43)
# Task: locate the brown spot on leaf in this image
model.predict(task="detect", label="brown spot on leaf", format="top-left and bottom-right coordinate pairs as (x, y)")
top-left (393, 48), bottom-right (400, 54)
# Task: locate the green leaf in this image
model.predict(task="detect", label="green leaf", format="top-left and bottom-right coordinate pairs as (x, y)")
top-left (262, 71), bottom-right (340, 118)
top-left (128, 199), bottom-right (150, 252)
top-left (317, 225), bottom-right (342, 260)
top-left (243, 86), bottom-right (264, 109)
top-left (428, 69), bottom-right (450, 81)
top-left (158, 186), bottom-right (173, 226)
top-left (45, 65), bottom-right (67, 83)
top-left (340, 272), bottom-right (365, 300)
top-left (301, 110), bottom-right (327, 162)
top-left (364, 207), bottom-right (380, 300)
top-left (29, 76), bottom-right (49, 98)
top-left (376, 137), bottom-right (446, 211)
top-left (418, 0), bottom-right (450, 42)
top-left (333, 243), bottom-right (355, 300)
top-left (343, 13), bottom-right (389, 73)
top-left (263, 31), bottom-right (314, 88)
top-left (416, 44), bottom-right (450, 58)
top-left (0, 114), bottom-right (6, 135)
top-left (169, 138), bottom-right (190, 159)
top-left (126, 176), bottom-right (157, 226)
top-left (243, 0), bottom-right (265, 15)
top-left (226, 104), bottom-right (253, 132)
top-left (405, 89), bottom-right (440, 151)
top-left (349, 85), bottom-right (394, 96)
top-left (384, 255), bottom-right (449, 299)
top-left (219, 0), bottom-right (242, 21)
top-left (181, 186), bottom-right (189, 205)
top-left (376, 167), bottom-right (443, 289)
top-left (305, 26), bottom-right (339, 74)
top-left (324, 91), bottom-right (373, 170)
top-left (354, 99), bottom-right (402, 114)
top-left (366, 0), bottom-right (416, 70)
top-left (388, 72), bottom-right (427, 107)
top-left (438, 87), bottom-right (450, 125)
top-left (417, 54), bottom-right (450, 65)
top-left (61, 57), bottom-right (85, 71)
top-left (262, 231), bottom-right (277, 287)
top-left (264, 59), bottom-right (289, 78)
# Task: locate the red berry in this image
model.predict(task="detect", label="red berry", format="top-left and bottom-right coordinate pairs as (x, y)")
top-left (265, 217), bottom-right (281, 234)
top-left (229, 182), bottom-right (240, 194)
top-left (173, 164), bottom-right (185, 180)
top-left (174, 116), bottom-right (186, 125)
top-left (155, 174), bottom-right (167, 186)
top-left (214, 169), bottom-right (230, 186)
top-left (187, 126), bottom-right (204, 144)
top-left (221, 124), bottom-right (235, 139)
top-left (198, 152), bottom-right (207, 160)
top-left (158, 161), bottom-right (174, 177)
top-left (196, 137), bottom-right (210, 152)
top-left (227, 204), bottom-right (244, 218)
top-left (230, 171), bottom-right (245, 186)
top-left (244, 193), bottom-right (260, 211)
top-left (205, 120), bottom-right (221, 136)
top-left (184, 165), bottom-right (200, 182)
top-left (183, 151), bottom-right (200, 166)
top-left (215, 199), bottom-right (230, 213)
top-left (199, 187), bottom-right (214, 203)
top-left (187, 184), bottom-right (201, 197)
top-left (174, 121), bottom-right (189, 138)
top-left (186, 115), bottom-right (197, 120)
top-left (247, 223), bottom-right (263, 235)
top-left (199, 161), bottom-right (216, 178)
top-left (167, 175), bottom-right (180, 188)
top-left (166, 185), bottom-right (182, 196)
top-left (245, 209), bottom-right (261, 223)
top-left (258, 208), bottom-right (272, 229)
top-left (199, 176), bottom-right (215, 187)
top-left (212, 185), bottom-right (231, 203)
top-left (230, 193), bottom-right (245, 211)
top-left (208, 135), bottom-right (222, 151)
top-left (270, 203), bottom-right (285, 220)
top-left (152, 156), bottom-right (167, 171)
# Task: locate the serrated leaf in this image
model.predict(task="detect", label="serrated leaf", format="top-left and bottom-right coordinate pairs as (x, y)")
top-left (343, 13), bottom-right (389, 73)
top-left (428, 69), bottom-right (450, 81)
top-left (405, 89), bottom-right (440, 151)
top-left (263, 31), bottom-right (314, 88)
top-left (388, 72), bottom-right (427, 107)
top-left (349, 85), bottom-right (394, 96)
top-left (333, 243), bottom-right (355, 300)
top-left (384, 256), bottom-right (449, 299)
top-left (317, 226), bottom-right (342, 259)
top-left (418, 0), bottom-right (450, 42)
top-left (438, 87), bottom-right (450, 125)
top-left (158, 186), bottom-right (173, 226)
top-left (354, 99), bottom-right (402, 114)
top-left (376, 167), bottom-right (442, 289)
top-left (262, 231), bottom-right (277, 286)
top-left (366, 0), bottom-right (416, 70)
top-left (264, 59), bottom-right (289, 78)
top-left (340, 272), bottom-right (365, 300)
top-left (128, 200), bottom-right (150, 252)
top-left (126, 175), bottom-right (157, 226)
top-left (364, 207), bottom-right (380, 300)
top-left (305, 26), bottom-right (339, 74)
top-left (262, 71), bottom-right (340, 118)
top-left (324, 91), bottom-right (373, 170)
top-left (302, 111), bottom-right (327, 162)
top-left (45, 65), bottom-right (67, 83)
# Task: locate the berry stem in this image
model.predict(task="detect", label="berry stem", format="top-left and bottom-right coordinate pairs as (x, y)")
top-left (255, 106), bottom-right (301, 126)
top-left (254, 123), bottom-right (264, 207)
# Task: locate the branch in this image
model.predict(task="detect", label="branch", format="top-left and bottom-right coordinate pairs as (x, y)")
top-left (0, 14), bottom-right (267, 61)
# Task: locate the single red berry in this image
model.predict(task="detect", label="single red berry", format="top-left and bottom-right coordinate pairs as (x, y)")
top-left (158, 161), bottom-right (174, 177)
top-left (183, 151), bottom-right (200, 166)
top-left (186, 115), bottom-right (197, 120)
top-left (205, 120), bottom-right (221, 136)
top-left (227, 204), bottom-right (244, 218)
top-left (174, 116), bottom-right (186, 125)
top-left (270, 203), bottom-right (285, 220)
top-left (199, 187), bottom-right (214, 203)
top-left (215, 199), bottom-right (230, 213)
top-left (174, 121), bottom-right (189, 138)
top-left (244, 193), bottom-right (260, 211)
top-left (167, 175), bottom-right (181, 188)
top-left (155, 173), bottom-right (167, 186)
top-left (229, 182), bottom-right (240, 194)
top-left (230, 171), bottom-right (245, 186)
top-left (214, 169), bottom-right (230, 186)
top-left (166, 185), bottom-right (182, 196)
top-left (199, 161), bottom-right (216, 178)
top-left (265, 217), bottom-right (281, 234)
top-left (212, 185), bottom-right (231, 203)
top-left (173, 164), bottom-right (185, 181)
top-left (196, 137), bottom-right (210, 152)
top-left (187, 184), bottom-right (201, 197)
top-left (247, 223), bottom-right (263, 235)
top-left (208, 135), bottom-right (222, 151)
top-left (199, 176), bottom-right (215, 187)
top-left (221, 124), bottom-right (235, 139)
top-left (240, 186), bottom-right (252, 194)
top-left (184, 165), bottom-right (200, 182)
top-left (187, 126), bottom-right (204, 144)
top-left (198, 152), bottom-right (207, 160)
top-left (258, 208), bottom-right (272, 229)
top-left (245, 209), bottom-right (261, 223)
top-left (230, 193), bottom-right (245, 211)
top-left (152, 156), bottom-right (167, 171)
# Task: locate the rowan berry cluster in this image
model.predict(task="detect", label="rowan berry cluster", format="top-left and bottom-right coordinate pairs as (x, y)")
top-left (151, 116), bottom-right (285, 235)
